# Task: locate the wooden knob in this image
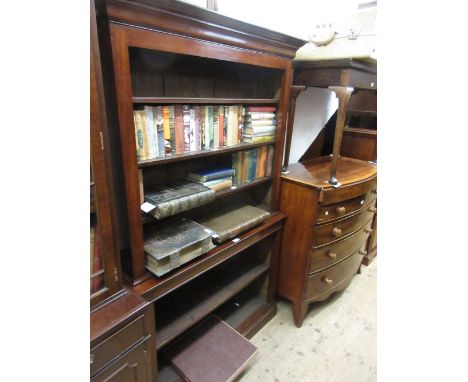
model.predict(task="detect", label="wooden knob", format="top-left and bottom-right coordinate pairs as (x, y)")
top-left (359, 250), bottom-right (368, 255)
top-left (323, 277), bottom-right (333, 284)
top-left (336, 206), bottom-right (346, 215)
top-left (326, 251), bottom-right (337, 259)
top-left (364, 228), bottom-right (373, 234)
top-left (332, 228), bottom-right (342, 237)
top-left (369, 206), bottom-right (377, 213)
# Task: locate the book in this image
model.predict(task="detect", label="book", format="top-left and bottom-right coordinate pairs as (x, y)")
top-left (265, 145), bottom-right (274, 177)
top-left (227, 106), bottom-right (239, 146)
top-left (242, 131), bottom-right (276, 138)
top-left (187, 167), bottom-right (235, 183)
top-left (168, 105), bottom-right (176, 153)
top-left (238, 105), bottom-right (243, 144)
top-left (240, 150), bottom-right (249, 183)
top-left (162, 106), bottom-right (171, 154)
top-left (243, 125), bottom-right (276, 136)
top-left (244, 112), bottom-right (275, 120)
top-left (155, 106), bottom-right (165, 158)
top-left (198, 106), bottom-right (205, 150)
top-left (218, 107), bottom-right (224, 147)
top-left (213, 106), bottom-right (219, 149)
top-left (244, 119), bottom-right (277, 128)
top-left (144, 180), bottom-right (215, 220)
top-left (207, 178), bottom-right (232, 191)
top-left (174, 105), bottom-right (185, 155)
top-left (246, 106), bottom-right (276, 113)
top-left (189, 107), bottom-right (197, 152)
top-left (242, 135), bottom-right (275, 143)
top-left (133, 110), bottom-right (145, 160)
top-left (144, 218), bottom-right (212, 277)
top-left (139, 110), bottom-right (151, 160)
top-left (257, 146), bottom-right (267, 179)
top-left (193, 106), bottom-right (201, 151)
top-left (196, 203), bottom-right (270, 243)
top-left (223, 106), bottom-right (228, 146)
top-left (204, 106), bottom-right (210, 149)
top-left (248, 149), bottom-right (258, 181)
top-left (207, 105), bottom-right (214, 148)
top-left (182, 105), bottom-right (191, 152)
top-left (231, 152), bottom-right (241, 185)
top-left (143, 106), bottom-right (157, 159)
top-left (163, 315), bottom-right (258, 382)
top-left (202, 177), bottom-right (233, 187)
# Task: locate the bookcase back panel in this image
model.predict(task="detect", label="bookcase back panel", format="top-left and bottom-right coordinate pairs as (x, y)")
top-left (129, 48), bottom-right (283, 99)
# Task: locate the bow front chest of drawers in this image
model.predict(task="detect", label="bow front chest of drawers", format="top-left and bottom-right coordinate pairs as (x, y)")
top-left (278, 156), bottom-right (377, 327)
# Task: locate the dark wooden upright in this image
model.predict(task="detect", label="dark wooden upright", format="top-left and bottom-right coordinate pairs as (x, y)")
top-left (278, 59), bottom-right (377, 327)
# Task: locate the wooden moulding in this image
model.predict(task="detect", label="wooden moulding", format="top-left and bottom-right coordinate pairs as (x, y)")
top-left (133, 97), bottom-right (279, 105)
top-left (105, 0), bottom-right (306, 59)
top-left (133, 212), bottom-right (286, 302)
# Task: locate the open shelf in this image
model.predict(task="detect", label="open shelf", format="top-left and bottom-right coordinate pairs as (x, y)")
top-left (133, 97), bottom-right (279, 105)
top-left (155, 253), bottom-right (269, 350)
top-left (134, 213), bottom-right (286, 302)
top-left (138, 141), bottom-right (276, 167)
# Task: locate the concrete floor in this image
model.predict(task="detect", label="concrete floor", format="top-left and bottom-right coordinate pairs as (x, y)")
top-left (240, 260), bottom-right (377, 382)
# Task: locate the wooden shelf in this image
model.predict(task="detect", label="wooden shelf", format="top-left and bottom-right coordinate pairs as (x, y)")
top-left (133, 213), bottom-right (286, 302)
top-left (138, 141), bottom-right (276, 167)
top-left (133, 97), bottom-right (279, 105)
top-left (155, 255), bottom-right (269, 350)
top-left (344, 127), bottom-right (377, 137)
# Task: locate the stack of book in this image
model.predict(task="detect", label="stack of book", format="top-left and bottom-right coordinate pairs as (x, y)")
top-left (231, 146), bottom-right (275, 185)
top-left (187, 167), bottom-right (235, 192)
top-left (241, 106), bottom-right (277, 143)
top-left (133, 105), bottom-right (245, 160)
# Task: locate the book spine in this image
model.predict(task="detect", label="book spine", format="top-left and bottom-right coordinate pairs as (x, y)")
top-left (244, 120), bottom-right (278, 127)
top-left (231, 152), bottom-right (239, 185)
top-left (198, 106), bottom-right (205, 150)
top-left (203, 169), bottom-right (235, 182)
top-left (139, 110), bottom-right (150, 160)
top-left (174, 105), bottom-right (184, 154)
top-left (193, 106), bottom-right (201, 151)
top-left (168, 105), bottom-right (176, 153)
top-left (213, 106), bottom-right (219, 149)
top-left (232, 106), bottom-right (239, 145)
top-left (255, 148), bottom-right (261, 179)
top-left (265, 146), bottom-right (274, 177)
top-left (162, 106), bottom-right (171, 154)
top-left (218, 108), bottom-right (224, 147)
top-left (183, 105), bottom-right (191, 152)
top-left (258, 146), bottom-right (267, 179)
top-left (227, 106), bottom-right (234, 146)
top-left (204, 106), bottom-right (210, 149)
top-left (201, 177), bottom-right (232, 187)
top-left (242, 135), bottom-right (275, 144)
top-left (153, 188), bottom-right (215, 220)
top-left (223, 106), bottom-right (228, 146)
top-left (143, 106), bottom-right (155, 159)
top-left (215, 213), bottom-right (269, 243)
top-left (207, 106), bottom-right (214, 148)
top-left (244, 112), bottom-right (276, 120)
top-left (241, 150), bottom-right (249, 183)
top-left (238, 105), bottom-right (243, 144)
top-left (190, 107), bottom-right (197, 152)
top-left (248, 149), bottom-right (257, 181)
top-left (247, 106), bottom-right (277, 113)
top-left (208, 179), bottom-right (232, 191)
top-left (155, 106), bottom-right (165, 158)
top-left (133, 110), bottom-right (145, 161)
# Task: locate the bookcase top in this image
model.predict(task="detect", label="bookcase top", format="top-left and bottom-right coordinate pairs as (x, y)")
top-left (104, 0), bottom-right (306, 58)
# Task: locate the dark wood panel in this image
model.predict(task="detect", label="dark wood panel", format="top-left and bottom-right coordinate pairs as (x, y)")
top-left (341, 129), bottom-right (377, 162)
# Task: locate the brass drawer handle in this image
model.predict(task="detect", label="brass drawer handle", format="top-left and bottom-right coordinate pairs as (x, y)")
top-left (332, 228), bottom-right (342, 238)
top-left (336, 206), bottom-right (346, 215)
top-left (364, 228), bottom-right (373, 234)
top-left (326, 251), bottom-right (337, 260)
top-left (369, 206), bottom-right (377, 213)
top-left (322, 277), bottom-right (333, 284)
top-left (359, 250), bottom-right (368, 255)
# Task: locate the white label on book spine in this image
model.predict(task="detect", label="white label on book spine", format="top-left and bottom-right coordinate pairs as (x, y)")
top-left (232, 238), bottom-right (240, 243)
top-left (230, 186), bottom-right (237, 190)
top-left (141, 202), bottom-right (156, 213)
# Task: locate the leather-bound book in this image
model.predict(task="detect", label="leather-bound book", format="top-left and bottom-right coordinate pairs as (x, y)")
top-left (163, 315), bottom-right (257, 382)
top-left (247, 149), bottom-right (258, 181)
top-left (168, 105), bottom-right (176, 153)
top-left (183, 105), bottom-right (191, 152)
top-left (174, 105), bottom-right (185, 154)
top-left (155, 106), bottom-right (166, 158)
top-left (144, 180), bottom-right (215, 220)
top-left (257, 146), bottom-right (267, 179)
top-left (240, 150), bottom-right (249, 183)
top-left (265, 145), bottom-right (275, 177)
top-left (196, 203), bottom-right (270, 244)
top-left (144, 218), bottom-right (212, 277)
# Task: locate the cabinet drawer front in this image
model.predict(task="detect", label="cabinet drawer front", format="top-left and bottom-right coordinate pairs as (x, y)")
top-left (308, 219), bottom-right (372, 274)
top-left (316, 191), bottom-right (376, 224)
top-left (321, 177), bottom-right (376, 205)
top-left (91, 315), bottom-right (146, 376)
top-left (305, 250), bottom-right (363, 301)
top-left (313, 202), bottom-right (375, 247)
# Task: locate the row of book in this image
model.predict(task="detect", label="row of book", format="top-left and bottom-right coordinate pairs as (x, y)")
top-left (133, 105), bottom-right (277, 161)
top-left (232, 146), bottom-right (274, 184)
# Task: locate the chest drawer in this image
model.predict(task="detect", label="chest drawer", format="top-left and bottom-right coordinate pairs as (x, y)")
top-left (91, 314), bottom-right (147, 376)
top-left (313, 201), bottom-right (375, 247)
top-left (308, 219), bottom-right (372, 274)
top-left (305, 249), bottom-right (363, 301)
top-left (316, 190), bottom-right (376, 224)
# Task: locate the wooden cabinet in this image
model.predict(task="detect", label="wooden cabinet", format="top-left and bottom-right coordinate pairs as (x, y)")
top-left (278, 157), bottom-right (376, 327)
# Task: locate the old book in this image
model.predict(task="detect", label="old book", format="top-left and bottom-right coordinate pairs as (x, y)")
top-left (189, 107), bottom-right (197, 152)
top-left (248, 149), bottom-right (258, 181)
top-left (238, 105), bottom-right (243, 144)
top-left (218, 107), bottom-right (224, 147)
top-left (193, 106), bottom-right (201, 151)
top-left (240, 150), bottom-right (249, 183)
top-left (144, 180), bottom-right (215, 220)
top-left (196, 203), bottom-right (270, 243)
top-left (265, 145), bottom-right (274, 177)
top-left (231, 152), bottom-right (240, 185)
top-left (168, 105), bottom-right (176, 153)
top-left (174, 105), bottom-right (185, 154)
top-left (223, 106), bottom-right (228, 146)
top-left (187, 167), bottom-right (235, 183)
top-left (202, 177), bottom-right (233, 187)
top-left (133, 110), bottom-right (145, 160)
top-left (198, 106), bottom-right (205, 150)
top-left (246, 106), bottom-right (276, 113)
top-left (227, 106), bottom-right (236, 146)
top-left (207, 105), bottom-right (214, 148)
top-left (183, 105), bottom-right (191, 152)
top-left (208, 179), bottom-right (232, 192)
top-left (163, 315), bottom-right (258, 382)
top-left (242, 135), bottom-right (275, 144)
top-left (144, 218), bottom-right (212, 277)
top-left (213, 106), bottom-right (219, 149)
top-left (162, 106), bottom-right (172, 154)
top-left (243, 122), bottom-right (277, 130)
top-left (244, 112), bottom-right (275, 120)
top-left (204, 106), bottom-right (210, 149)
top-left (143, 106), bottom-right (157, 159)
top-left (257, 146), bottom-right (267, 179)
top-left (139, 110), bottom-right (151, 160)
top-left (155, 106), bottom-right (166, 158)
